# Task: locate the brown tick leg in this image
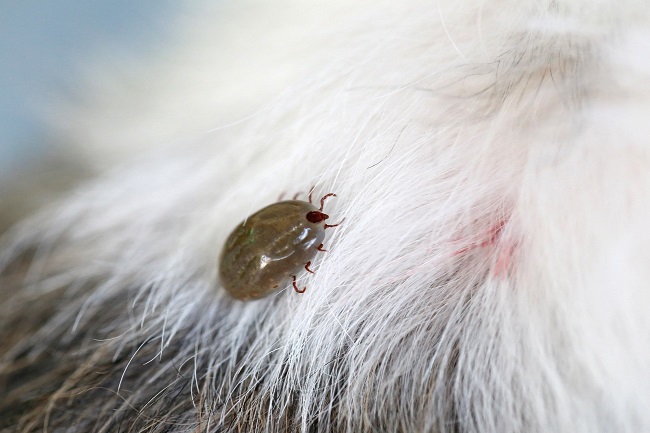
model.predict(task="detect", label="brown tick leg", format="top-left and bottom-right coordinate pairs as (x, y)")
top-left (317, 243), bottom-right (327, 252)
top-left (292, 275), bottom-right (306, 293)
top-left (319, 193), bottom-right (336, 211)
top-left (278, 191), bottom-right (286, 201)
top-left (324, 217), bottom-right (345, 229)
top-left (305, 261), bottom-right (315, 274)
top-left (293, 192), bottom-right (301, 200)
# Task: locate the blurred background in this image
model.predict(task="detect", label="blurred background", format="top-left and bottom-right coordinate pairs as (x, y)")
top-left (0, 1), bottom-right (180, 231)
top-left (0, 0), bottom-right (352, 233)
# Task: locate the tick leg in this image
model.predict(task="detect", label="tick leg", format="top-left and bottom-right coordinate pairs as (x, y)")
top-left (305, 261), bottom-right (315, 274)
top-left (292, 275), bottom-right (306, 293)
top-left (324, 217), bottom-right (345, 229)
top-left (319, 193), bottom-right (337, 211)
top-left (317, 243), bottom-right (327, 252)
top-left (308, 185), bottom-right (316, 204)
top-left (278, 191), bottom-right (286, 201)
top-left (293, 192), bottom-right (301, 200)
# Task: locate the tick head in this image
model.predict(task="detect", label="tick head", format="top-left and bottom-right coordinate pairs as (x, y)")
top-left (306, 211), bottom-right (329, 224)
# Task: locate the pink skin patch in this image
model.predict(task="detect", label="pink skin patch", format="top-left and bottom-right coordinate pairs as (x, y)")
top-left (453, 218), bottom-right (517, 277)
top-left (493, 241), bottom-right (516, 277)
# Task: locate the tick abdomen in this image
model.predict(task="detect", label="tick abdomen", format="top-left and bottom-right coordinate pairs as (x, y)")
top-left (219, 200), bottom-right (326, 300)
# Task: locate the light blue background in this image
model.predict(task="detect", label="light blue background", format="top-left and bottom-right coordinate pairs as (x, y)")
top-left (0, 1), bottom-right (179, 177)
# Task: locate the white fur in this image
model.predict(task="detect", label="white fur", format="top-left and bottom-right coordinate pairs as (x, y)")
top-left (2, 0), bottom-right (650, 432)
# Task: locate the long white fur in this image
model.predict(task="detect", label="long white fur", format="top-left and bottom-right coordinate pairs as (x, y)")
top-left (2, 0), bottom-right (650, 431)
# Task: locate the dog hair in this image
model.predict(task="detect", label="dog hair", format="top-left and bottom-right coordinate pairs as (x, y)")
top-left (1, 0), bottom-right (650, 432)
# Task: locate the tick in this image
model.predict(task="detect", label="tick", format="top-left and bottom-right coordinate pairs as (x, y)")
top-left (219, 190), bottom-right (340, 300)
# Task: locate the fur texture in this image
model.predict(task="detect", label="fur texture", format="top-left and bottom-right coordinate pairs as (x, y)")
top-left (2, 0), bottom-right (650, 432)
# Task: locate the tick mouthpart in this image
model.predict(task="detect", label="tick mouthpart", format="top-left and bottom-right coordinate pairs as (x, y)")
top-left (306, 210), bottom-right (329, 223)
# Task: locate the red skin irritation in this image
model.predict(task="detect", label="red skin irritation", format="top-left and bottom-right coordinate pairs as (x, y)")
top-left (453, 220), bottom-right (507, 255)
top-left (453, 218), bottom-right (517, 277)
top-left (493, 241), bottom-right (516, 277)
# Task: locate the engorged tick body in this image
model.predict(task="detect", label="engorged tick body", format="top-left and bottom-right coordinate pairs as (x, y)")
top-left (219, 193), bottom-right (339, 300)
